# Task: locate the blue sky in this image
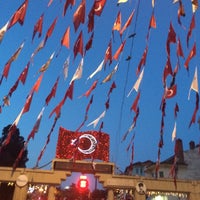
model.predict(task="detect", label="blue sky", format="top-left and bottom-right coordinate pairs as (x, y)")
top-left (0, 0), bottom-right (199, 176)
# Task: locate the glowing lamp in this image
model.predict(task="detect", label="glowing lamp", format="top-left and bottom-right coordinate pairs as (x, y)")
top-left (77, 175), bottom-right (89, 191)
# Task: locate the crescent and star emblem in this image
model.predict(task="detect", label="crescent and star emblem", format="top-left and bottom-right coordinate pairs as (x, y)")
top-left (71, 134), bottom-right (98, 155)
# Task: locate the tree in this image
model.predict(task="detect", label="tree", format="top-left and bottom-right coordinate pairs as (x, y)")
top-left (55, 183), bottom-right (90, 200)
top-left (90, 189), bottom-right (107, 200)
top-left (54, 184), bottom-right (108, 200)
top-left (0, 124), bottom-right (29, 200)
top-left (0, 124), bottom-right (28, 167)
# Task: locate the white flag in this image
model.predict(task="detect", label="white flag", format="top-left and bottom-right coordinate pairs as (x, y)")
top-left (117, 0), bottom-right (128, 4)
top-left (87, 110), bottom-right (106, 128)
top-left (191, 0), bottom-right (198, 13)
top-left (152, 0), bottom-right (155, 7)
top-left (172, 121), bottom-right (177, 141)
top-left (188, 66), bottom-right (199, 99)
top-left (70, 58), bottom-right (84, 84)
top-left (63, 56), bottom-right (70, 80)
top-left (172, 0), bottom-right (179, 3)
top-left (87, 59), bottom-right (104, 80)
top-left (127, 68), bottom-right (144, 97)
top-left (102, 63), bottom-right (118, 83)
top-left (0, 22), bottom-right (9, 43)
top-left (12, 108), bottom-right (24, 126)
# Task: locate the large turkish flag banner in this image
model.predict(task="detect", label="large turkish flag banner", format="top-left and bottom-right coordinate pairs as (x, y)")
top-left (56, 126), bottom-right (110, 162)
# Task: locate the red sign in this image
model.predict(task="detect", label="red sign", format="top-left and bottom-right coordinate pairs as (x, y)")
top-left (56, 127), bottom-right (110, 161)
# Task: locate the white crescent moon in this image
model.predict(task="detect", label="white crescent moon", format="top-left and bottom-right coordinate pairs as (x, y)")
top-left (94, 4), bottom-right (102, 12)
top-left (166, 89), bottom-right (173, 97)
top-left (78, 134), bottom-right (97, 154)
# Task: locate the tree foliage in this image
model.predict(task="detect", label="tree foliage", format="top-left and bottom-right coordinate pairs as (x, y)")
top-left (55, 183), bottom-right (107, 200)
top-left (0, 125), bottom-right (29, 200)
top-left (0, 124), bottom-right (28, 167)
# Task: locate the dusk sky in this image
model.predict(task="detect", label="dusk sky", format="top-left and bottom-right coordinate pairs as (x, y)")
top-left (0, 0), bottom-right (199, 180)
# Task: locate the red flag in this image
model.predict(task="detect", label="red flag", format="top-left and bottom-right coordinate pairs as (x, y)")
top-left (177, 0), bottom-right (185, 26)
top-left (87, 9), bottom-right (95, 33)
top-left (8, 0), bottom-right (28, 29)
top-left (166, 22), bottom-right (176, 56)
top-left (165, 84), bottom-right (177, 99)
top-left (189, 92), bottom-right (199, 128)
top-left (146, 12), bottom-right (156, 40)
top-left (108, 81), bottom-right (116, 97)
top-left (104, 40), bottom-right (112, 65)
top-left (120, 10), bottom-right (134, 36)
top-left (35, 116), bottom-right (58, 167)
top-left (13, 143), bottom-right (27, 169)
top-left (113, 40), bottom-right (126, 60)
top-left (31, 73), bottom-right (44, 93)
top-left (167, 22), bottom-right (176, 43)
top-left (131, 143), bottom-right (134, 164)
top-left (73, 31), bottom-right (84, 59)
top-left (136, 45), bottom-right (148, 75)
top-left (44, 17), bottom-right (58, 44)
top-left (85, 32), bottom-right (94, 52)
top-left (18, 62), bottom-right (30, 84)
top-left (163, 57), bottom-right (173, 84)
top-left (133, 107), bottom-right (139, 126)
top-left (92, 0), bottom-right (107, 16)
top-left (32, 13), bottom-right (44, 42)
top-left (63, 0), bottom-right (76, 16)
top-left (8, 80), bottom-right (19, 97)
top-left (73, 0), bottom-right (85, 32)
top-left (2, 60), bottom-right (12, 80)
top-left (45, 77), bottom-right (59, 105)
top-left (174, 103), bottom-right (179, 118)
top-left (61, 26), bottom-right (70, 48)
top-left (187, 14), bottom-right (195, 48)
top-left (112, 11), bottom-right (121, 31)
top-left (82, 80), bottom-right (98, 97)
top-left (27, 107), bottom-right (44, 141)
top-left (76, 95), bottom-right (94, 132)
top-left (184, 42), bottom-right (196, 70)
top-left (189, 106), bottom-right (195, 127)
top-left (64, 80), bottom-right (74, 101)
top-left (149, 12), bottom-right (156, 28)
top-left (22, 93), bottom-right (34, 114)
top-left (86, 95), bottom-right (93, 113)
top-left (49, 80), bottom-right (73, 118)
top-left (1, 125), bottom-right (17, 147)
top-left (126, 133), bottom-right (135, 152)
top-left (49, 99), bottom-right (64, 118)
top-left (56, 127), bottom-right (110, 162)
top-left (131, 91), bottom-right (140, 113)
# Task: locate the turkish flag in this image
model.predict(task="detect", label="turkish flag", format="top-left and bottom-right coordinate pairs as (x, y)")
top-left (56, 127), bottom-right (110, 162)
top-left (165, 84), bottom-right (177, 99)
top-left (93, 0), bottom-right (106, 16)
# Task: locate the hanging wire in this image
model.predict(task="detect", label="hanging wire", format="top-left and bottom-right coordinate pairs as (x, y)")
top-left (33, 160), bottom-right (52, 169)
top-left (115, 0), bottom-right (141, 169)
